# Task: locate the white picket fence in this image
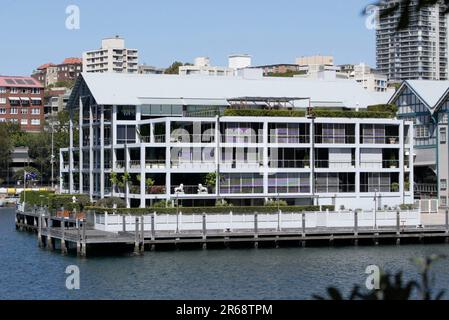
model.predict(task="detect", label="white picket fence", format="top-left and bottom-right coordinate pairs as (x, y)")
top-left (94, 210), bottom-right (421, 233)
top-left (415, 199), bottom-right (439, 214)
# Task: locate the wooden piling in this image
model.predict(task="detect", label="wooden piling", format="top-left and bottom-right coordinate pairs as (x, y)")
top-left (133, 217), bottom-right (140, 255)
top-left (140, 216), bottom-right (145, 254)
top-left (254, 213), bottom-right (258, 249)
top-left (202, 213), bottom-right (207, 250)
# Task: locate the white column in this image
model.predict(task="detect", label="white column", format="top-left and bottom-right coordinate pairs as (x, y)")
top-left (69, 103), bottom-right (74, 194)
top-left (165, 119), bottom-right (171, 200)
top-left (355, 122), bottom-right (361, 196)
top-left (79, 98), bottom-right (83, 194)
top-left (100, 105), bottom-right (105, 199)
top-left (140, 144), bottom-right (146, 208)
top-left (59, 149), bottom-right (64, 192)
top-left (263, 120), bottom-right (269, 197)
top-left (89, 104), bottom-right (94, 202)
top-left (399, 121), bottom-right (405, 203)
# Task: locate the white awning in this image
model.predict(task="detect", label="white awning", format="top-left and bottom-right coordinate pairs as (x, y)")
top-left (138, 98), bottom-right (184, 105)
top-left (20, 97), bottom-right (30, 101)
top-left (138, 97), bottom-right (230, 106)
top-left (182, 98), bottom-right (230, 106)
top-left (31, 97), bottom-right (42, 101)
top-left (9, 97), bottom-right (20, 101)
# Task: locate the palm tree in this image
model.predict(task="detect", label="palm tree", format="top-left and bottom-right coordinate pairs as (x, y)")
top-left (372, 0), bottom-right (449, 30)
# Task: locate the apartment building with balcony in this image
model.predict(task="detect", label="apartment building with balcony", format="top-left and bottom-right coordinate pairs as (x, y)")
top-left (390, 80), bottom-right (449, 207)
top-left (0, 76), bottom-right (44, 132)
top-left (83, 36), bottom-right (138, 74)
top-left (32, 58), bottom-right (82, 87)
top-left (377, 0), bottom-right (449, 81)
top-left (60, 72), bottom-right (413, 209)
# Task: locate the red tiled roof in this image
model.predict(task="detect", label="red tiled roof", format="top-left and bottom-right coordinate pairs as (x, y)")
top-left (0, 76), bottom-right (44, 88)
top-left (37, 63), bottom-right (55, 70)
top-left (62, 57), bottom-right (82, 65)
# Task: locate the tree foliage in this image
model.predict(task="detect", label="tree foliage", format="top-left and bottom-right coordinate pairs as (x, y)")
top-left (373, 0), bottom-right (449, 30)
top-left (164, 61), bottom-right (192, 74)
top-left (314, 255), bottom-right (446, 300)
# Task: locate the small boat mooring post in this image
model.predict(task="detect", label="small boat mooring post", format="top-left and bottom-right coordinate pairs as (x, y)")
top-left (150, 212), bottom-right (156, 251)
top-left (354, 210), bottom-right (359, 246)
top-left (80, 218), bottom-right (87, 257)
top-left (37, 213), bottom-right (43, 248)
top-left (396, 210), bottom-right (401, 245)
top-left (301, 212), bottom-right (306, 248)
top-left (254, 213), bottom-right (259, 249)
top-left (445, 209), bottom-right (449, 244)
top-left (61, 218), bottom-right (67, 255)
top-left (202, 213), bottom-right (207, 250)
top-left (133, 217), bottom-right (140, 255)
top-left (140, 216), bottom-right (145, 254)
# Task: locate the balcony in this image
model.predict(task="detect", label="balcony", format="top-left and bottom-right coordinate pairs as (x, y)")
top-left (269, 135), bottom-right (310, 144)
top-left (269, 160), bottom-right (309, 169)
top-left (145, 160), bottom-right (166, 169)
top-left (360, 160), bottom-right (400, 169)
top-left (361, 136), bottom-right (399, 145)
top-left (315, 160), bottom-right (355, 169)
top-left (115, 160), bottom-right (126, 169)
top-left (221, 134), bottom-right (261, 144)
top-left (220, 186), bottom-right (263, 194)
top-left (315, 135), bottom-right (356, 144)
top-left (220, 161), bottom-right (262, 170)
top-left (171, 161), bottom-right (215, 170)
top-left (268, 185), bottom-right (310, 194)
top-left (171, 134), bottom-right (215, 143)
top-left (129, 160), bottom-right (141, 170)
top-left (171, 185), bottom-right (214, 195)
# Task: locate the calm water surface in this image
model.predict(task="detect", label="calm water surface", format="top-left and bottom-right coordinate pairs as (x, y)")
top-left (2, 208), bottom-right (449, 300)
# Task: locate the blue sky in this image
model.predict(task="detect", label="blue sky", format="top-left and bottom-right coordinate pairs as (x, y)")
top-left (0, 0), bottom-right (375, 75)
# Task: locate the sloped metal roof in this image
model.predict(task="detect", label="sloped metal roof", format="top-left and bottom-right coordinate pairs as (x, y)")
top-left (78, 72), bottom-right (383, 108)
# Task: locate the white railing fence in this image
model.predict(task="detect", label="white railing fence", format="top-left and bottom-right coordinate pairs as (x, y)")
top-left (94, 210), bottom-right (421, 233)
top-left (415, 199), bottom-right (439, 214)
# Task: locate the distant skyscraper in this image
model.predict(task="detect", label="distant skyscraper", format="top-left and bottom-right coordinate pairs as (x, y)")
top-left (376, 0), bottom-right (449, 81)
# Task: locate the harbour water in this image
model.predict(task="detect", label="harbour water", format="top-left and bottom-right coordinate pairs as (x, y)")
top-left (2, 208), bottom-right (449, 300)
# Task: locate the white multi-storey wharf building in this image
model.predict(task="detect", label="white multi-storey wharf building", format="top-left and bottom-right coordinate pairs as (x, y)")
top-left (60, 73), bottom-right (414, 210)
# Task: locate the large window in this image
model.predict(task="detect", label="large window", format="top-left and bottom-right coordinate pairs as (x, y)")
top-left (117, 125), bottom-right (136, 144)
top-left (268, 173), bottom-right (310, 194)
top-left (220, 173), bottom-right (263, 194)
top-left (117, 105), bottom-right (136, 121)
top-left (31, 119), bottom-right (40, 126)
top-left (360, 173), bottom-right (398, 193)
top-left (440, 127), bottom-right (447, 144)
top-left (315, 173), bottom-right (355, 193)
top-left (0, 97), bottom-right (6, 104)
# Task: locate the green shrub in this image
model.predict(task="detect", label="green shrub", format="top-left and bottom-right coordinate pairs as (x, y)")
top-left (367, 104), bottom-right (398, 115)
top-left (20, 191), bottom-right (54, 206)
top-left (49, 194), bottom-right (91, 211)
top-left (223, 108), bottom-right (395, 119)
top-left (264, 199), bottom-right (288, 207)
top-left (312, 109), bottom-right (394, 119)
top-left (224, 109), bottom-right (306, 118)
top-left (95, 197), bottom-right (127, 209)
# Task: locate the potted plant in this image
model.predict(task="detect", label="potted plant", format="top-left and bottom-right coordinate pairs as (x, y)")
top-left (389, 154), bottom-right (398, 168)
top-left (389, 136), bottom-right (397, 144)
top-left (404, 181), bottom-right (410, 192)
top-left (303, 153), bottom-right (310, 169)
top-left (391, 182), bottom-right (400, 192)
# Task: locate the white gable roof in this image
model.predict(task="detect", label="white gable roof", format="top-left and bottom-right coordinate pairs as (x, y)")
top-left (79, 72), bottom-right (382, 109)
top-left (404, 80), bottom-right (449, 110)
